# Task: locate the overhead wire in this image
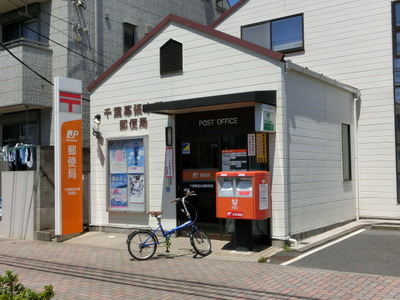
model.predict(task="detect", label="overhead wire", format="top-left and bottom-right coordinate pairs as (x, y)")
top-left (13, 0), bottom-right (115, 66)
top-left (0, 1), bottom-right (108, 102)
top-left (0, 41), bottom-right (53, 86)
top-left (0, 41), bottom-right (91, 102)
top-left (4, 16), bottom-right (108, 69)
top-left (0, 42), bottom-right (91, 103)
top-left (4, 0), bottom-right (110, 68)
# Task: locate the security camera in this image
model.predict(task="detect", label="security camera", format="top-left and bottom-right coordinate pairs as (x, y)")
top-left (92, 127), bottom-right (102, 138)
top-left (93, 114), bottom-right (101, 125)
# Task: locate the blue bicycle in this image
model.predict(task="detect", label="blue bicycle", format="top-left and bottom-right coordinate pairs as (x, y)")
top-left (126, 191), bottom-right (212, 260)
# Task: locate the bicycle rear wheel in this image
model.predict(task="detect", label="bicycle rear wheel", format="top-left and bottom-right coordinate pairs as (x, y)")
top-left (127, 230), bottom-right (158, 260)
top-left (190, 229), bottom-right (212, 257)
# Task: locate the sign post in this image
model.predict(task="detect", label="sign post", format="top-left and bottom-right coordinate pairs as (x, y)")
top-left (54, 77), bottom-right (83, 236)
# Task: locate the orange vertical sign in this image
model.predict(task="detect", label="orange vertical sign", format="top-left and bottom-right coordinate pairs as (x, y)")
top-left (61, 119), bottom-right (83, 235)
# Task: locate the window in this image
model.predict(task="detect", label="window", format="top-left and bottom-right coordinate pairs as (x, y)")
top-left (395, 58), bottom-right (400, 86)
top-left (241, 14), bottom-right (304, 53)
top-left (393, 1), bottom-right (400, 202)
top-left (108, 138), bottom-right (146, 212)
top-left (341, 124), bottom-right (351, 181)
top-left (3, 123), bottom-right (38, 145)
top-left (396, 2), bottom-right (400, 26)
top-left (160, 39), bottom-right (183, 75)
top-left (123, 23), bottom-right (136, 53)
top-left (2, 18), bottom-right (39, 44)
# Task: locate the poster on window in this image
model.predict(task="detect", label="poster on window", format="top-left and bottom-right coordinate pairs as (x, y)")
top-left (109, 142), bottom-right (127, 173)
top-left (127, 140), bottom-right (144, 173)
top-left (110, 174), bottom-right (128, 208)
top-left (108, 138), bottom-right (146, 212)
top-left (129, 174), bottom-right (145, 204)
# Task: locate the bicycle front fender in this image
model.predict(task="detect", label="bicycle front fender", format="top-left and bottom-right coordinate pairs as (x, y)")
top-left (126, 229), bottom-right (158, 244)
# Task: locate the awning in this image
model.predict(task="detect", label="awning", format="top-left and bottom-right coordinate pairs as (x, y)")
top-left (143, 91), bottom-right (276, 115)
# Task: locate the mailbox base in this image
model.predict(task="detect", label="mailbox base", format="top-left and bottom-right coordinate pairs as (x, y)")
top-left (234, 219), bottom-right (253, 251)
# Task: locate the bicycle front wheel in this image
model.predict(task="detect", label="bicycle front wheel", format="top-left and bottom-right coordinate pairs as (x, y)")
top-left (190, 229), bottom-right (212, 257)
top-left (127, 230), bottom-right (158, 260)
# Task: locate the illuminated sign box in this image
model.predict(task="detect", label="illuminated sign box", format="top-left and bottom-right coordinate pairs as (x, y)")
top-left (255, 104), bottom-right (276, 132)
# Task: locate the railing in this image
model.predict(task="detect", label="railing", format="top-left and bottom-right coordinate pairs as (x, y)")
top-left (1, 37), bottom-right (50, 49)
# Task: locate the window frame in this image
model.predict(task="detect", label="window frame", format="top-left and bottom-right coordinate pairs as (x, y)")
top-left (341, 123), bottom-right (352, 181)
top-left (107, 137), bottom-right (147, 213)
top-left (2, 18), bottom-right (39, 44)
top-left (123, 22), bottom-right (136, 53)
top-left (3, 122), bottom-right (39, 145)
top-left (392, 1), bottom-right (400, 203)
top-left (393, 2), bottom-right (400, 103)
top-left (241, 13), bottom-right (304, 53)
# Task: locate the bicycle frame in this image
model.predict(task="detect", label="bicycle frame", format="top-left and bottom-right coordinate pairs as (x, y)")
top-left (127, 191), bottom-right (212, 259)
top-left (137, 193), bottom-right (199, 247)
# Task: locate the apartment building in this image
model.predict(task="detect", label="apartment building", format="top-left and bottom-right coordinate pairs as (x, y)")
top-left (0, 0), bottom-right (228, 240)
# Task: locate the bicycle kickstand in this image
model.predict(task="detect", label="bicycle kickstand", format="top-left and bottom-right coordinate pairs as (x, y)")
top-left (164, 237), bottom-right (171, 253)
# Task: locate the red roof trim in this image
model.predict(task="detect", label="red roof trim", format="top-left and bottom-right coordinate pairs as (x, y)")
top-left (210, 0), bottom-right (249, 28)
top-left (88, 13), bottom-right (284, 92)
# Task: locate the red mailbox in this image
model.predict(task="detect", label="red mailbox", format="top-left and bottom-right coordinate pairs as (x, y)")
top-left (216, 171), bottom-right (271, 220)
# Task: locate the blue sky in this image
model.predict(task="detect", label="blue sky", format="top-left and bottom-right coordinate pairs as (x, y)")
top-left (229, 0), bottom-right (240, 6)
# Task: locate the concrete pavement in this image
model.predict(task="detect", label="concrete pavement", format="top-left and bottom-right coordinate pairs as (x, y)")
top-left (0, 219), bottom-right (400, 299)
top-left (62, 218), bottom-right (400, 260)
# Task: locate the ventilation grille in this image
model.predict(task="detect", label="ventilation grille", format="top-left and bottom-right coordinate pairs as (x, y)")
top-left (160, 39), bottom-right (183, 75)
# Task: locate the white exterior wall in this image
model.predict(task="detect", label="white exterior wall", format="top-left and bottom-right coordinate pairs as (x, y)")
top-left (0, 172), bottom-right (35, 239)
top-left (216, 0), bottom-right (399, 219)
top-left (284, 70), bottom-right (355, 234)
top-left (90, 22), bottom-right (283, 230)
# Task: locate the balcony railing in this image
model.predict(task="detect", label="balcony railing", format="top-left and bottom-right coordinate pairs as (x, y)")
top-left (1, 37), bottom-right (50, 49)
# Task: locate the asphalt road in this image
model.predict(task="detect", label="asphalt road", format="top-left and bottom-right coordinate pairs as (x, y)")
top-left (282, 228), bottom-right (400, 277)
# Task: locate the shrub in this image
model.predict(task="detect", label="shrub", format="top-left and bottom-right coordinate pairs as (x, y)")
top-left (0, 270), bottom-right (54, 300)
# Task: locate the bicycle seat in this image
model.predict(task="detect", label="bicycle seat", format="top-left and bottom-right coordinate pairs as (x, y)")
top-left (149, 211), bottom-right (163, 217)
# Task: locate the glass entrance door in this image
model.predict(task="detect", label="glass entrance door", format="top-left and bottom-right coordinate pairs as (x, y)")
top-left (177, 135), bottom-right (249, 239)
top-left (178, 137), bottom-right (221, 237)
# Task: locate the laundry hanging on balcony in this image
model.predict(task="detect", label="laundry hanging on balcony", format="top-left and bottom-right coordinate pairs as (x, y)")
top-left (2, 144), bottom-right (36, 171)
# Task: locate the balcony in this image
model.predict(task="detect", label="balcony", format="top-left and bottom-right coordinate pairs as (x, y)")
top-left (0, 38), bottom-right (53, 114)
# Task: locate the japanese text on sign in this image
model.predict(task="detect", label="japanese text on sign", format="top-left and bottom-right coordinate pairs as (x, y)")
top-left (104, 104), bottom-right (148, 131)
top-left (256, 132), bottom-right (267, 163)
top-left (67, 144), bottom-right (77, 179)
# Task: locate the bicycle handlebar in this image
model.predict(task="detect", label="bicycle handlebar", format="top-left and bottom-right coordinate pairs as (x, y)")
top-left (170, 191), bottom-right (196, 217)
top-left (170, 191), bottom-right (197, 203)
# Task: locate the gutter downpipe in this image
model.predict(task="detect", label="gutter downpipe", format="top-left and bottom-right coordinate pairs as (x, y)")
top-left (354, 91), bottom-right (361, 221)
top-left (270, 62), bottom-right (293, 247)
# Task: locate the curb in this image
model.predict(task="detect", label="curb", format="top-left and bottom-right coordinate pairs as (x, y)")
top-left (294, 221), bottom-right (400, 253)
